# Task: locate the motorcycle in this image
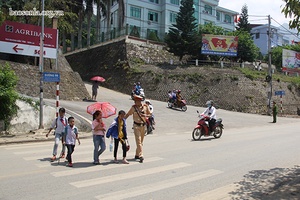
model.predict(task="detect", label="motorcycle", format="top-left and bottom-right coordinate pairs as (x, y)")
top-left (167, 99), bottom-right (187, 112)
top-left (144, 116), bottom-right (155, 136)
top-left (131, 88), bottom-right (145, 100)
top-left (192, 111), bottom-right (224, 140)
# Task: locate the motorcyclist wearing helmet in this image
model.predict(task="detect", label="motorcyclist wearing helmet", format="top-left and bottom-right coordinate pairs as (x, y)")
top-left (135, 82), bottom-right (142, 95)
top-left (145, 100), bottom-right (155, 129)
top-left (201, 100), bottom-right (217, 132)
top-left (175, 90), bottom-right (182, 106)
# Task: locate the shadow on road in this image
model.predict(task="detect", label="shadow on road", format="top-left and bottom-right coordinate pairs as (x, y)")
top-left (229, 166), bottom-right (300, 199)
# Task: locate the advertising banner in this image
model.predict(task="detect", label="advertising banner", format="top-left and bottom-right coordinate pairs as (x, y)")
top-left (282, 49), bottom-right (300, 73)
top-left (0, 21), bottom-right (57, 58)
top-left (201, 34), bottom-right (238, 57)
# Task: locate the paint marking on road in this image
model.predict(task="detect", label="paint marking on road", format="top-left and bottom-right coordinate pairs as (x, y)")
top-left (95, 169), bottom-right (223, 200)
top-left (185, 183), bottom-right (237, 200)
top-left (22, 150), bottom-right (93, 161)
top-left (0, 169), bottom-right (47, 180)
top-left (70, 162), bottom-right (191, 188)
top-left (51, 157), bottom-right (163, 177)
top-left (5, 142), bottom-right (53, 150)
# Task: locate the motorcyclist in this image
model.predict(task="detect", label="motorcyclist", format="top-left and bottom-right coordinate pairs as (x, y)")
top-left (201, 100), bottom-right (216, 132)
top-left (145, 100), bottom-right (155, 129)
top-left (175, 90), bottom-right (182, 106)
top-left (135, 82), bottom-right (142, 95)
top-left (171, 89), bottom-right (177, 103)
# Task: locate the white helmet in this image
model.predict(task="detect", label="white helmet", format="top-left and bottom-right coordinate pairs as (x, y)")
top-left (145, 100), bottom-right (151, 104)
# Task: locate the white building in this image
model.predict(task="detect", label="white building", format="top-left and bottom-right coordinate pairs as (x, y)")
top-left (101, 0), bottom-right (238, 41)
top-left (250, 24), bottom-right (290, 55)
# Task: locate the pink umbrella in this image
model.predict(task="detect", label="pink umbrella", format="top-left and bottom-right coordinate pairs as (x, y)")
top-left (87, 102), bottom-right (116, 118)
top-left (90, 76), bottom-right (105, 82)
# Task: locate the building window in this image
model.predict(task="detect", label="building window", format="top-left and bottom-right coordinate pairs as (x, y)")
top-left (148, 11), bottom-right (158, 22)
top-left (149, 0), bottom-right (159, 3)
top-left (216, 11), bottom-right (220, 21)
top-left (170, 0), bottom-right (179, 5)
top-left (147, 29), bottom-right (159, 40)
top-left (110, 13), bottom-right (113, 25)
top-left (129, 25), bottom-right (141, 38)
top-left (130, 6), bottom-right (141, 19)
top-left (204, 5), bottom-right (212, 15)
top-left (170, 12), bottom-right (177, 23)
top-left (224, 14), bottom-right (231, 23)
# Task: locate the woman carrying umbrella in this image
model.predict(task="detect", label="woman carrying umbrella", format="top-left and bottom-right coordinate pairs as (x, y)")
top-left (90, 76), bottom-right (105, 101)
top-left (92, 81), bottom-right (99, 100)
top-left (92, 110), bottom-right (106, 165)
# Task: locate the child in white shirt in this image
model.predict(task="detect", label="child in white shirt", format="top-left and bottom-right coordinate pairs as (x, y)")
top-left (63, 117), bottom-right (80, 167)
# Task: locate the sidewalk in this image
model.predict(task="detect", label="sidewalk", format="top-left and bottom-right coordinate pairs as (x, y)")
top-left (0, 129), bottom-right (92, 145)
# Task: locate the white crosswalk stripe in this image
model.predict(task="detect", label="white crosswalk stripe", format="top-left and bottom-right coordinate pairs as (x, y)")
top-left (70, 162), bottom-right (192, 188)
top-left (95, 169), bottom-right (223, 200)
top-left (51, 156), bottom-right (163, 177)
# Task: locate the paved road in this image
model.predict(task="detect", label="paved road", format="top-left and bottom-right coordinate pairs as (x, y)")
top-left (0, 84), bottom-right (299, 199)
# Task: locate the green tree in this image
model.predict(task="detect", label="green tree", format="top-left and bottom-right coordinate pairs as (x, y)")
top-left (0, 63), bottom-right (18, 131)
top-left (165, 0), bottom-right (200, 60)
top-left (236, 4), bottom-right (251, 33)
top-left (232, 30), bottom-right (259, 62)
top-left (282, 0), bottom-right (300, 33)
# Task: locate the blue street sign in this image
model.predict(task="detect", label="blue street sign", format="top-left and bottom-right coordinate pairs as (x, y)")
top-left (275, 90), bottom-right (285, 96)
top-left (43, 72), bottom-right (60, 82)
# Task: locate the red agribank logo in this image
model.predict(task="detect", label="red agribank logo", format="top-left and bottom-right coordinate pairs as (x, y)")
top-left (0, 21), bottom-right (57, 47)
top-left (0, 21), bottom-right (57, 59)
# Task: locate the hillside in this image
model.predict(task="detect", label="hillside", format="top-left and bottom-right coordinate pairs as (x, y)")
top-left (65, 37), bottom-right (300, 116)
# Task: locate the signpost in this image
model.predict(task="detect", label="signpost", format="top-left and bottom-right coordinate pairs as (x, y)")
top-left (0, 20), bottom-right (58, 59)
top-left (275, 90), bottom-right (285, 114)
top-left (43, 72), bottom-right (61, 117)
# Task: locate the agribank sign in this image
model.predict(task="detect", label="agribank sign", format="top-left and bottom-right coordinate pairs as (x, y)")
top-left (0, 20), bottom-right (57, 59)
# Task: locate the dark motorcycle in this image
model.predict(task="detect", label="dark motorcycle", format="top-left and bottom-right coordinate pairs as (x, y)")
top-left (167, 99), bottom-right (187, 112)
top-left (145, 116), bottom-right (154, 135)
top-left (192, 111), bottom-right (224, 140)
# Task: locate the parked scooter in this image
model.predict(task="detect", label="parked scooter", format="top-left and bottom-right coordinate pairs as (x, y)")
top-left (167, 99), bottom-right (187, 112)
top-left (131, 88), bottom-right (145, 100)
top-left (192, 111), bottom-right (224, 140)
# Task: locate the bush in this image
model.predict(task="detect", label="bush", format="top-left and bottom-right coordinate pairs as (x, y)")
top-left (0, 63), bottom-right (19, 131)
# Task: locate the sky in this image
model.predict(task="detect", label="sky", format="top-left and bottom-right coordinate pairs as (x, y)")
top-left (218, 0), bottom-right (292, 27)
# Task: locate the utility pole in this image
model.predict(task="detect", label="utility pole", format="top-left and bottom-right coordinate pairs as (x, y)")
top-left (267, 15), bottom-right (273, 115)
top-left (39, 0), bottom-right (45, 129)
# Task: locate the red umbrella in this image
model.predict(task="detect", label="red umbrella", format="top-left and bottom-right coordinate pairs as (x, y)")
top-left (87, 102), bottom-right (116, 118)
top-left (90, 76), bottom-right (105, 82)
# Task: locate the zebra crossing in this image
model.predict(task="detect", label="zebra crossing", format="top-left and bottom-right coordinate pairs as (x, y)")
top-left (1, 138), bottom-right (230, 199)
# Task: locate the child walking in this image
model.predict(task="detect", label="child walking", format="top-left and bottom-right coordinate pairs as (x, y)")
top-left (106, 110), bottom-right (129, 164)
top-left (92, 110), bottom-right (106, 165)
top-left (46, 107), bottom-right (68, 161)
top-left (63, 116), bottom-right (80, 167)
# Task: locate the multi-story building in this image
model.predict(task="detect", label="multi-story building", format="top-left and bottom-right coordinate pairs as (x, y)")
top-left (101, 0), bottom-right (238, 41)
top-left (250, 24), bottom-right (290, 55)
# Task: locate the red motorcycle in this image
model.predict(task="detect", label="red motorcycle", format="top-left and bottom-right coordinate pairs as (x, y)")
top-left (192, 111), bottom-right (224, 140)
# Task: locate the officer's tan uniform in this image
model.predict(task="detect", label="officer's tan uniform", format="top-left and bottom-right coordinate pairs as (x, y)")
top-left (125, 96), bottom-right (151, 160)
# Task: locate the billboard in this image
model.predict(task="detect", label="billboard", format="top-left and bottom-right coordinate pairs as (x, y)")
top-left (0, 21), bottom-right (58, 59)
top-left (201, 34), bottom-right (238, 57)
top-left (282, 49), bottom-right (300, 73)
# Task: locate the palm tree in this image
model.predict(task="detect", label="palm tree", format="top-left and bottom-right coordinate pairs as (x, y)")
top-left (95, 0), bottom-right (106, 43)
top-left (117, 0), bottom-right (125, 32)
top-left (76, 0), bottom-right (84, 49)
top-left (103, 0), bottom-right (111, 40)
top-left (85, 0), bottom-right (94, 47)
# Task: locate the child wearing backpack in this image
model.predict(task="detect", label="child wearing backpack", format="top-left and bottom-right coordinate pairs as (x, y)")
top-left (63, 116), bottom-right (80, 167)
top-left (46, 107), bottom-right (68, 161)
